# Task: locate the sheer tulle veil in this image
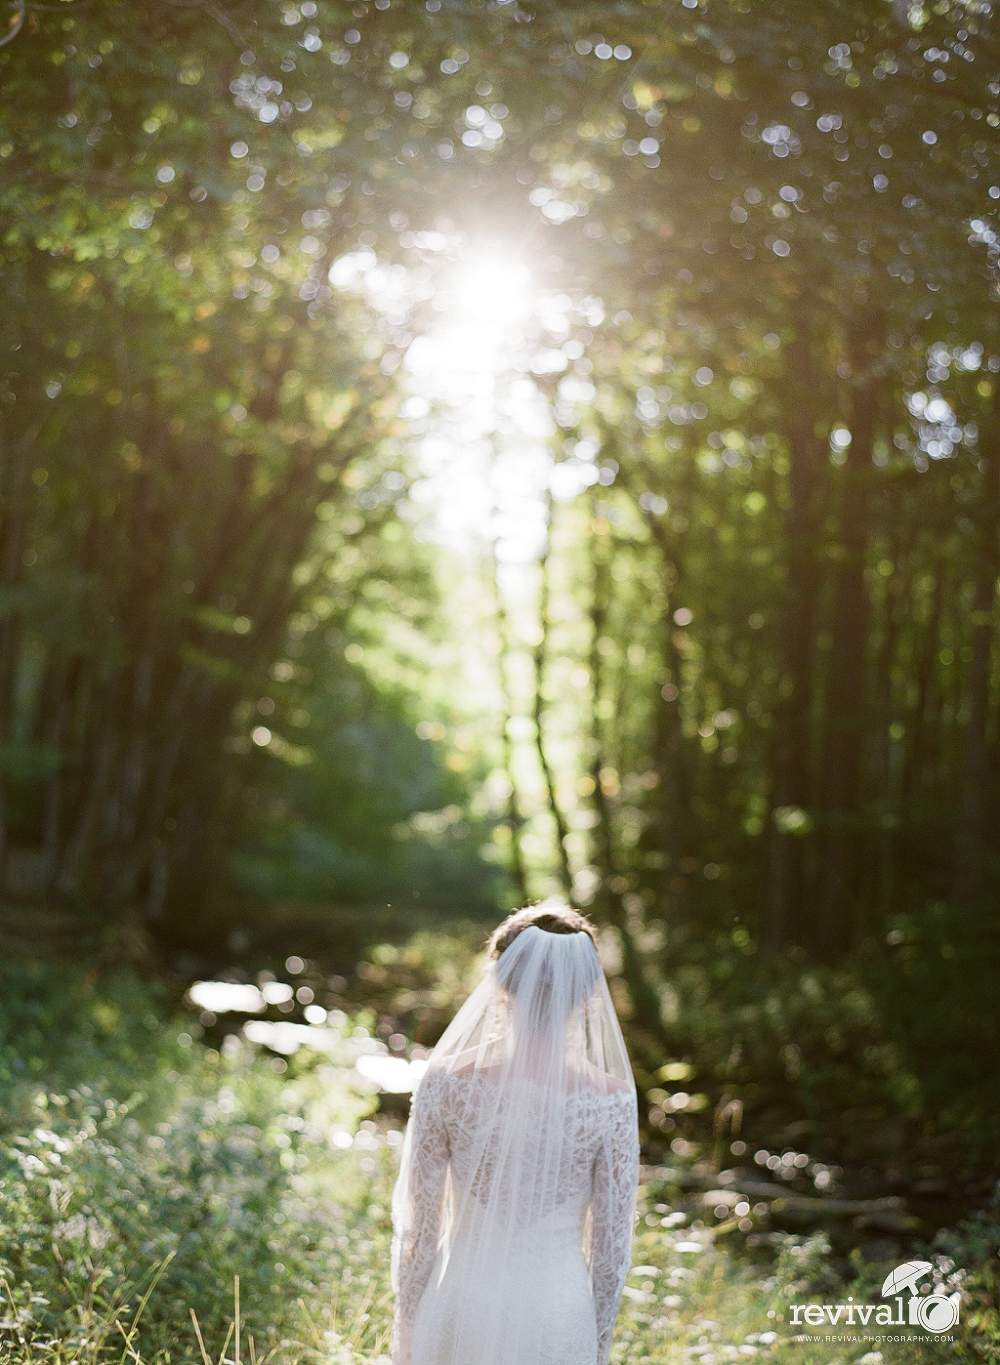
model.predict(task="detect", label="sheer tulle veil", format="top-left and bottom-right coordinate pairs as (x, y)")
top-left (391, 925), bottom-right (638, 1365)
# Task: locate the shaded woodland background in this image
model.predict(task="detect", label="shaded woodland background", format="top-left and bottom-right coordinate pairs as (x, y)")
top-left (2, 0), bottom-right (1000, 1245)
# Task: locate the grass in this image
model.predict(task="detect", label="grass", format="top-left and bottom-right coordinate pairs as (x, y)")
top-left (0, 964), bottom-right (995, 1365)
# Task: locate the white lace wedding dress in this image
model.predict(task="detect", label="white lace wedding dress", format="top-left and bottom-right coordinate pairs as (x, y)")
top-left (391, 927), bottom-right (639, 1365)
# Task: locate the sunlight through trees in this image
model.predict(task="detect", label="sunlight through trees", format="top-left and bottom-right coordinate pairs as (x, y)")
top-left (2, 0), bottom-right (999, 1157)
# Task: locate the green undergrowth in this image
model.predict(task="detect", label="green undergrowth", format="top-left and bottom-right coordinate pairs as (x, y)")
top-left (0, 1039), bottom-right (393, 1363)
top-left (0, 964), bottom-right (996, 1365)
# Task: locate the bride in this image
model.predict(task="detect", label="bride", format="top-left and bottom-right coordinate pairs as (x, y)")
top-left (391, 905), bottom-right (639, 1365)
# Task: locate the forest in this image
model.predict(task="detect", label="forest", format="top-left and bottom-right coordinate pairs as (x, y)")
top-left (1, 0), bottom-right (1000, 1360)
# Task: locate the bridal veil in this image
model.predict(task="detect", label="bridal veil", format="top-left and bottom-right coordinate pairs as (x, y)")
top-left (391, 923), bottom-right (639, 1365)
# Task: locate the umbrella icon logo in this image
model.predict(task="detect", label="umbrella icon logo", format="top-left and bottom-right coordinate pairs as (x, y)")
top-left (881, 1261), bottom-right (933, 1298)
top-left (881, 1261), bottom-right (960, 1333)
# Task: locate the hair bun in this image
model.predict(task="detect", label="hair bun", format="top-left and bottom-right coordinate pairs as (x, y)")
top-left (488, 904), bottom-right (598, 958)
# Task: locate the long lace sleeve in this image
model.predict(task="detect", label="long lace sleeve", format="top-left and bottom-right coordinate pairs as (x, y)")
top-left (589, 1090), bottom-right (639, 1365)
top-left (391, 1072), bottom-right (451, 1365)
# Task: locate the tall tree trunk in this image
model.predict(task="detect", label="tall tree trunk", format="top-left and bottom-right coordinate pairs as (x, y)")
top-left (953, 385), bottom-right (1000, 907)
top-left (588, 515), bottom-right (663, 1034)
top-left (639, 493), bottom-right (693, 894)
top-left (871, 548), bottom-right (907, 918)
top-left (490, 549), bottom-right (529, 906)
top-left (766, 317), bottom-right (826, 953)
top-left (532, 498), bottom-right (573, 898)
top-left (900, 556), bottom-right (946, 812)
top-left (817, 307), bottom-right (885, 956)
top-left (0, 418), bottom-right (40, 888)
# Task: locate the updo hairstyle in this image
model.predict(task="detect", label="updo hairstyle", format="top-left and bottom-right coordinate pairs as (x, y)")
top-left (487, 903), bottom-right (598, 958)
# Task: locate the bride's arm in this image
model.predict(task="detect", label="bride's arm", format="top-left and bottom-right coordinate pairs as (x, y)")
top-left (391, 1073), bottom-right (451, 1365)
top-left (590, 1090), bottom-right (640, 1365)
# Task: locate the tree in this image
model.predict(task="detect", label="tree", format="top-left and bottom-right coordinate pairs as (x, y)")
top-left (497, 0), bottom-right (1000, 954)
top-left (0, 0), bottom-right (510, 945)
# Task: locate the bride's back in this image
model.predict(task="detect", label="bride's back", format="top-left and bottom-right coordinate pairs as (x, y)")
top-left (391, 910), bottom-right (639, 1365)
top-left (417, 1062), bottom-right (633, 1215)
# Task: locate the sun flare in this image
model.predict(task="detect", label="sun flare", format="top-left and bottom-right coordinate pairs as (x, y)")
top-left (449, 256), bottom-right (534, 328)
top-left (400, 248), bottom-right (552, 559)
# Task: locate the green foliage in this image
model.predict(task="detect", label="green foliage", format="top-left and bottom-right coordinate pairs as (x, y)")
top-left (937, 1191), bottom-right (1000, 1360)
top-left (866, 899), bottom-right (1000, 1148)
top-left (0, 0), bottom-right (507, 946)
top-left (0, 962), bottom-right (171, 1095)
top-left (0, 0), bottom-right (997, 1272)
top-left (3, 964), bottom-right (995, 1365)
top-left (232, 544), bottom-right (500, 927)
top-left (502, 0), bottom-right (1000, 946)
top-left (630, 952), bottom-right (917, 1157)
top-left (349, 926), bottom-right (490, 1053)
top-left (0, 968), bottom-right (391, 1365)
